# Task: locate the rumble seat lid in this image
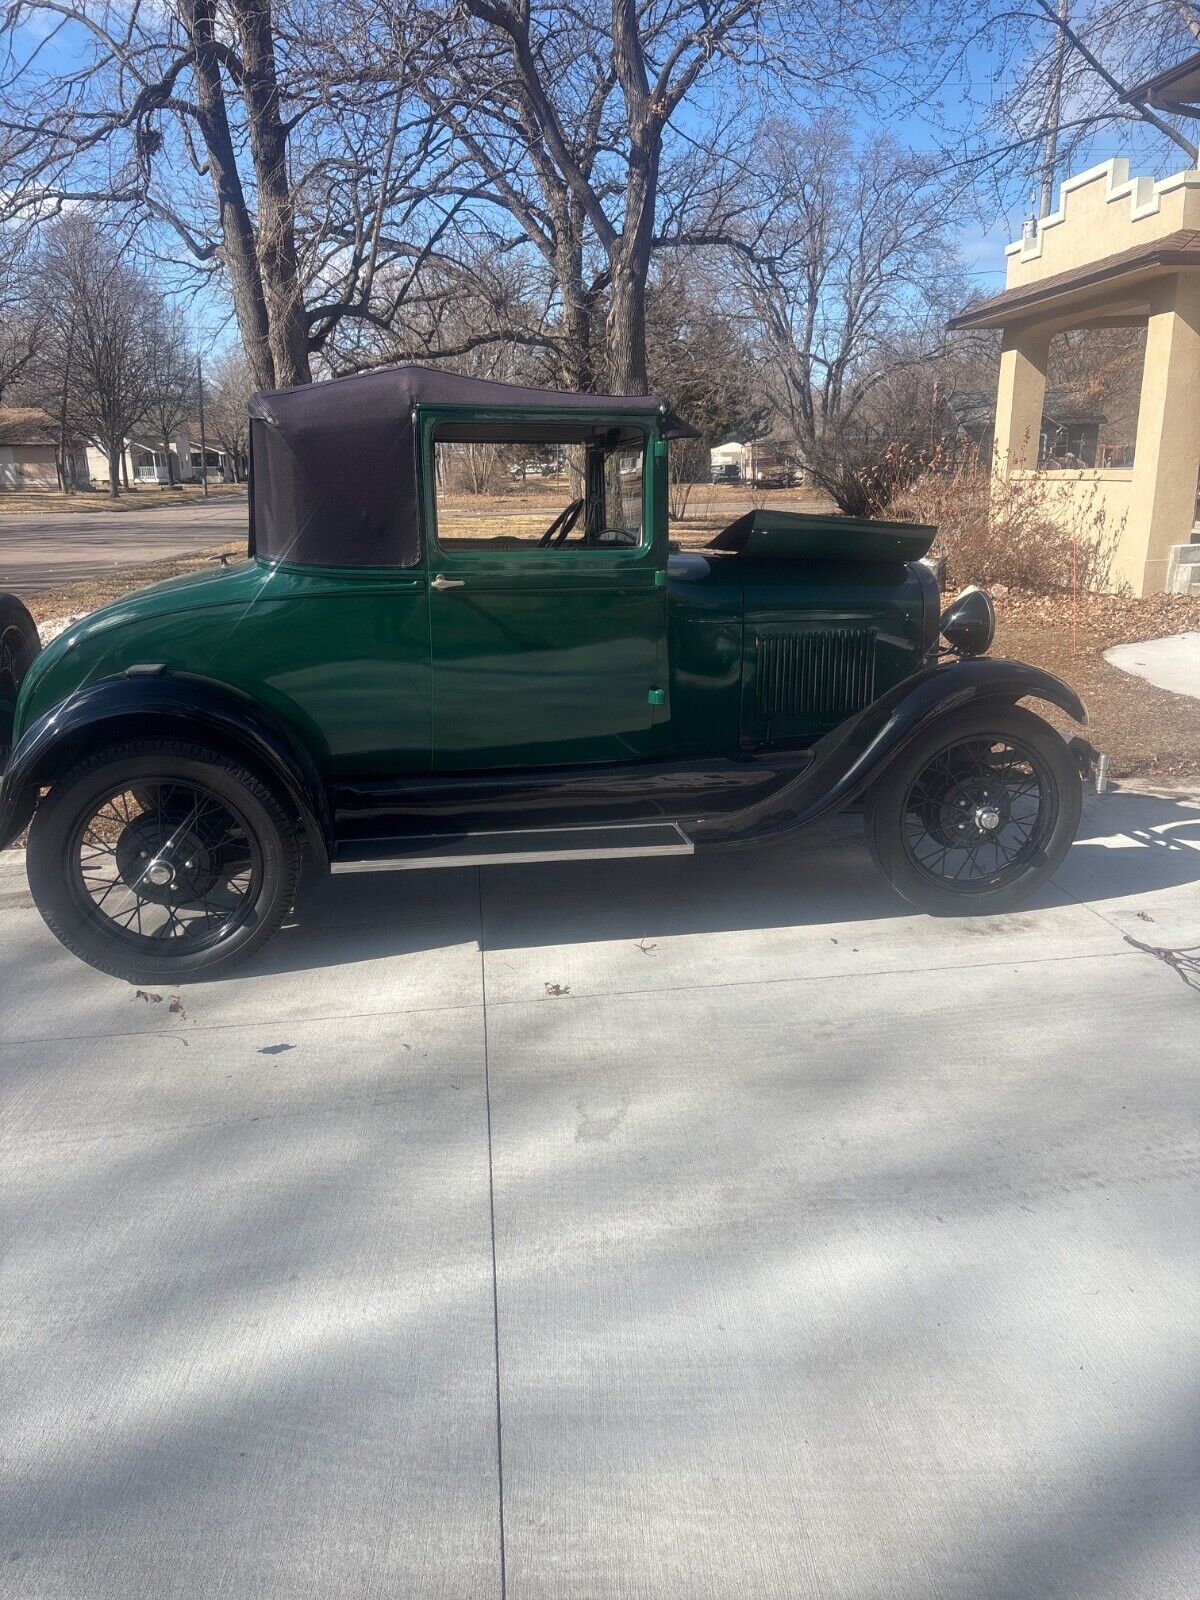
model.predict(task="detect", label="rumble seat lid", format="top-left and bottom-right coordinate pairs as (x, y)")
top-left (710, 510), bottom-right (936, 563)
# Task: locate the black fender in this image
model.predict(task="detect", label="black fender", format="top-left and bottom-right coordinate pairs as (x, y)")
top-left (689, 656), bottom-right (1087, 847)
top-left (0, 670), bottom-right (331, 863)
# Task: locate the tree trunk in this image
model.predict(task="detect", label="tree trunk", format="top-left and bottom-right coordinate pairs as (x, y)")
top-left (179, 0), bottom-right (278, 389)
top-left (552, 212), bottom-right (597, 393)
top-left (162, 432), bottom-right (176, 485)
top-left (107, 440), bottom-right (121, 498)
top-left (120, 449), bottom-right (129, 491)
top-left (604, 135), bottom-right (658, 395)
top-left (230, 0), bottom-right (312, 386)
top-left (605, 269), bottom-right (649, 393)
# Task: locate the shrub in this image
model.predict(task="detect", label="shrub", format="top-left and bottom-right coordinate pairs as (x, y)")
top-left (890, 457), bottom-right (1122, 593)
top-left (806, 437), bottom-right (932, 518)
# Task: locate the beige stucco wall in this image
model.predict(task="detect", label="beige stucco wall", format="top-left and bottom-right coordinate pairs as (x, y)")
top-left (1009, 468), bottom-right (1134, 585)
top-left (1005, 159), bottom-right (1200, 288)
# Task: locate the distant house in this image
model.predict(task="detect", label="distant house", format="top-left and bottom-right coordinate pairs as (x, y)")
top-left (85, 425), bottom-right (237, 489)
top-left (0, 408), bottom-right (90, 491)
top-left (947, 389), bottom-right (1109, 469)
top-left (709, 437), bottom-right (797, 487)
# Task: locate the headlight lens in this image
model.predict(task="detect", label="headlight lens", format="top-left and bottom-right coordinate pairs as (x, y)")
top-left (939, 586), bottom-right (995, 656)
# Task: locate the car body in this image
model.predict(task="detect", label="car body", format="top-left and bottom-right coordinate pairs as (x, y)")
top-left (0, 365), bottom-right (1102, 980)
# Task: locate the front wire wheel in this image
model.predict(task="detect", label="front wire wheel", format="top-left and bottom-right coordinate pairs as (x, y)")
top-left (867, 705), bottom-right (1083, 915)
top-left (28, 741), bottom-right (300, 981)
top-left (901, 735), bottom-right (1052, 895)
top-left (71, 780), bottom-right (262, 952)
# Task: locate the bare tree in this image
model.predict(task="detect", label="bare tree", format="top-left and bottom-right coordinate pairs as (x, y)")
top-left (930, 0), bottom-right (1200, 225)
top-left (39, 216), bottom-right (157, 497)
top-left (205, 348), bottom-right (256, 478)
top-left (0, 0), bottom-right (466, 388)
top-left (142, 304), bottom-right (195, 484)
top-left (646, 255), bottom-right (766, 506)
top-left (0, 232), bottom-right (44, 403)
top-left (407, 0), bottom-right (907, 393)
top-left (719, 114), bottom-right (963, 509)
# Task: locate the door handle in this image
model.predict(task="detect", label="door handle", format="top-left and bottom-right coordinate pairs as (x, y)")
top-left (430, 574), bottom-right (465, 590)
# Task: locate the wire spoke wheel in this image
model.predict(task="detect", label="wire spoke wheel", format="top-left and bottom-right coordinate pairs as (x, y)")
top-left (900, 735), bottom-right (1052, 895)
top-left (68, 779), bottom-right (262, 954)
top-left (0, 623), bottom-right (23, 699)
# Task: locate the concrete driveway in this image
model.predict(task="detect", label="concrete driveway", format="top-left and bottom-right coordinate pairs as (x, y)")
top-left (2, 783), bottom-right (1198, 1599)
top-left (0, 496), bottom-right (247, 592)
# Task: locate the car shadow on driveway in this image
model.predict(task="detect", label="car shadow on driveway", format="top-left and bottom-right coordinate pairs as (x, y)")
top-left (230, 786), bottom-right (1200, 981)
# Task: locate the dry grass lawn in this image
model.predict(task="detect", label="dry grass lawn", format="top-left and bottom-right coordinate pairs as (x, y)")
top-left (0, 482), bottom-right (247, 516)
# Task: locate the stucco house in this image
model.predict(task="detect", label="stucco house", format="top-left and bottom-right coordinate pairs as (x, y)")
top-left (950, 115), bottom-right (1200, 594)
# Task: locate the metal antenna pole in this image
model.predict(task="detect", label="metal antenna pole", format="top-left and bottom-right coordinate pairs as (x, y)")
top-left (197, 353), bottom-right (209, 499)
top-left (1040, 0), bottom-right (1070, 217)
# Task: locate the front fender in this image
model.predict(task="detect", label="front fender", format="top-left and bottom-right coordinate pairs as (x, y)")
top-left (0, 670), bottom-right (331, 861)
top-left (690, 656), bottom-right (1087, 846)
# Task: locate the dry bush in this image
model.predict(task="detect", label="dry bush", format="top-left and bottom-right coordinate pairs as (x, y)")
top-left (807, 438), bottom-right (933, 517)
top-left (891, 458), bottom-right (1122, 593)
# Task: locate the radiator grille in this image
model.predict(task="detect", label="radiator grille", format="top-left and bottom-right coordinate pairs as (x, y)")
top-left (754, 629), bottom-right (877, 720)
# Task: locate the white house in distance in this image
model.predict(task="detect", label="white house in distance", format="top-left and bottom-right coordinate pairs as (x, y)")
top-left (85, 425), bottom-right (237, 488)
top-left (709, 437), bottom-right (797, 487)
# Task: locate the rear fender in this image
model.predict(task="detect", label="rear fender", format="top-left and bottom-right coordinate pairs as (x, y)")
top-left (0, 670), bottom-right (331, 862)
top-left (690, 656), bottom-right (1087, 846)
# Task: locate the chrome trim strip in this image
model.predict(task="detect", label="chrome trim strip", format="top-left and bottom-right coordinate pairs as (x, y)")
top-left (331, 822), bottom-right (694, 872)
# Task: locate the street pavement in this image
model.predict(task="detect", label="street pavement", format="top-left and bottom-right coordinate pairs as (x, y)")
top-left (1, 782), bottom-right (1198, 1599)
top-left (0, 496), bottom-right (247, 592)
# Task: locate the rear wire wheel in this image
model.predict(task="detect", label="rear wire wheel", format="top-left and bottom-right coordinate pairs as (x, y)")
top-left (28, 740), bottom-right (300, 981)
top-left (866, 704), bottom-right (1082, 914)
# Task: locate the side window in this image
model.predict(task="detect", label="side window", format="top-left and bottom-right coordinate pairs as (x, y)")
top-left (431, 425), bottom-right (645, 552)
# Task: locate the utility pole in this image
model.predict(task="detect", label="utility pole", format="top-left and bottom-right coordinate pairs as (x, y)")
top-left (1040, 0), bottom-right (1070, 217)
top-left (196, 353), bottom-right (209, 499)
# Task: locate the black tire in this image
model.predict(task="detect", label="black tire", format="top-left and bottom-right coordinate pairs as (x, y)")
top-left (866, 704), bottom-right (1083, 915)
top-left (27, 739), bottom-right (300, 982)
top-left (0, 592), bottom-right (41, 745)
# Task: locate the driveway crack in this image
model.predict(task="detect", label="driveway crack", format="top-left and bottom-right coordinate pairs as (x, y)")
top-left (478, 868), bottom-right (508, 1600)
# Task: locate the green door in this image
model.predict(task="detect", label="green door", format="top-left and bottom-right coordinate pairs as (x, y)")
top-left (423, 412), bottom-right (667, 770)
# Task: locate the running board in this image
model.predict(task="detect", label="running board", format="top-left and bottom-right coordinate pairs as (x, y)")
top-left (330, 822), bottom-right (695, 873)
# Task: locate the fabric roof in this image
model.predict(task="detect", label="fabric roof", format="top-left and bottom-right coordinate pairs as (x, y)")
top-left (247, 363), bottom-right (697, 569)
top-left (248, 363), bottom-right (696, 433)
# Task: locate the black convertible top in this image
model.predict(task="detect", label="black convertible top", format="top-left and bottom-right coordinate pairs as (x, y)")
top-left (247, 363), bottom-right (696, 569)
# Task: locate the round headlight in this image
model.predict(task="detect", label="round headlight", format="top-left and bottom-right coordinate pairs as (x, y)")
top-left (939, 586), bottom-right (995, 657)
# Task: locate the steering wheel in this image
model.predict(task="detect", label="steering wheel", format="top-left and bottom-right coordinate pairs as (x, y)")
top-left (537, 497), bottom-right (584, 548)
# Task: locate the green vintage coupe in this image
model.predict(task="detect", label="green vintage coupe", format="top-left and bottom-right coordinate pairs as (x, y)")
top-left (0, 366), bottom-right (1104, 981)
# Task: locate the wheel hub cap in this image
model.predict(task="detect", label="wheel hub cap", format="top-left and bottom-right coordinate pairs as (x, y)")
top-left (114, 812), bottom-right (216, 905)
top-left (975, 803), bottom-right (1001, 833)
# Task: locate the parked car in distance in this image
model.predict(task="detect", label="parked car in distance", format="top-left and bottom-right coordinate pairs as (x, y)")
top-left (0, 365), bottom-right (1104, 981)
top-left (711, 462), bottom-right (743, 485)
